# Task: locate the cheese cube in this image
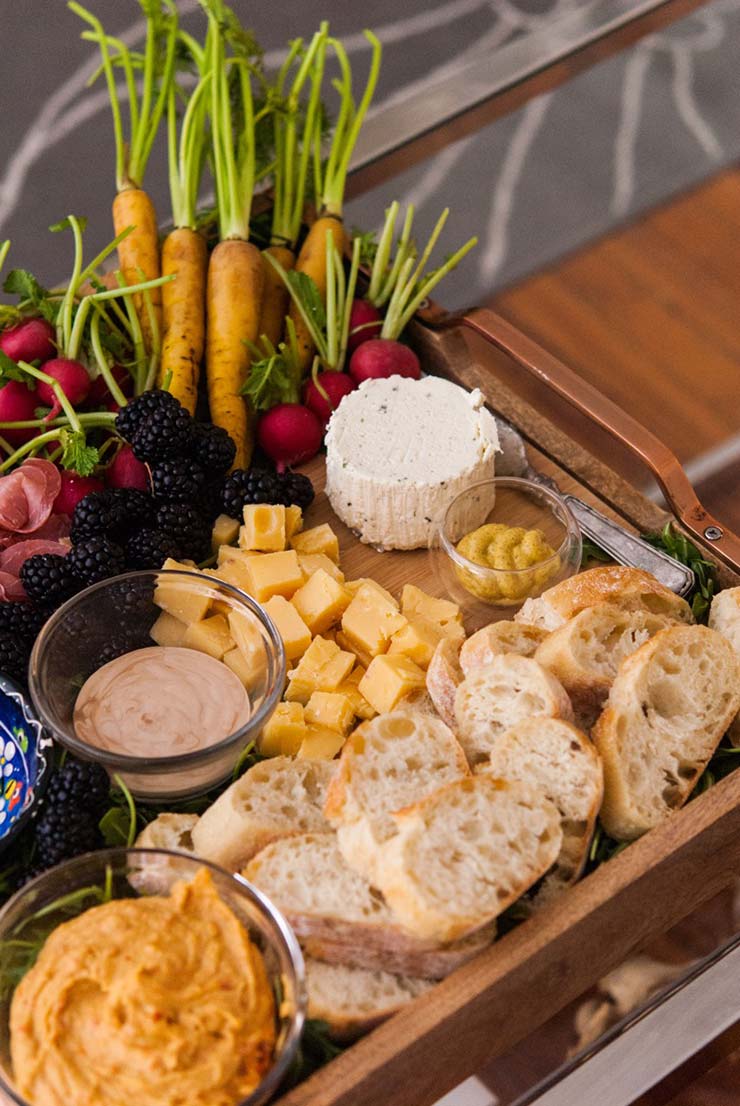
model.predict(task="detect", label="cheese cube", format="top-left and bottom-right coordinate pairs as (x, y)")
top-left (401, 585), bottom-right (462, 629)
top-left (155, 559), bottom-right (209, 624)
top-left (240, 504), bottom-right (286, 552)
top-left (359, 655), bottom-right (426, 714)
top-left (290, 523), bottom-right (340, 563)
top-left (211, 513), bottom-right (240, 553)
top-left (344, 578), bottom-right (397, 607)
top-left (260, 702), bottom-right (306, 757)
top-left (244, 550), bottom-right (303, 603)
top-left (218, 545), bottom-right (262, 568)
top-left (210, 559), bottom-right (254, 594)
top-left (335, 630), bottom-right (373, 671)
top-left (388, 615), bottom-right (447, 670)
top-left (341, 584), bottom-right (408, 658)
top-left (228, 609), bottom-right (264, 669)
top-left (223, 646), bottom-right (261, 691)
top-left (305, 691), bottom-right (355, 735)
top-left (285, 505), bottom-right (303, 541)
top-left (338, 666), bottom-right (377, 720)
top-left (183, 614), bottom-right (234, 660)
top-left (285, 636), bottom-right (355, 704)
top-left (297, 553), bottom-right (345, 584)
top-left (291, 570), bottom-right (352, 635)
top-left (263, 596), bottom-right (312, 661)
top-left (297, 724), bottom-right (346, 760)
top-left (150, 610), bottom-right (188, 648)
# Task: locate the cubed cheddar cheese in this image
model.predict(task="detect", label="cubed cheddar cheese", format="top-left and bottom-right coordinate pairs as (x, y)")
top-left (297, 553), bottom-right (345, 584)
top-left (211, 513), bottom-right (240, 553)
top-left (217, 545), bottom-right (262, 568)
top-left (223, 646), bottom-right (261, 691)
top-left (228, 608), bottom-right (264, 672)
top-left (334, 630), bottom-right (372, 671)
top-left (183, 613), bottom-right (234, 660)
top-left (285, 636), bottom-right (355, 704)
top-left (244, 550), bottom-right (303, 603)
top-left (336, 674), bottom-right (377, 721)
top-left (359, 655), bottom-right (426, 714)
top-left (305, 691), bottom-right (355, 735)
top-left (260, 702), bottom-right (306, 757)
top-left (340, 583), bottom-right (407, 659)
top-left (263, 596), bottom-right (312, 661)
top-left (401, 585), bottom-right (462, 630)
top-left (344, 578), bottom-right (397, 607)
top-left (150, 610), bottom-right (188, 648)
top-left (291, 569), bottom-right (352, 636)
top-left (290, 523), bottom-right (340, 563)
top-left (155, 559), bottom-right (210, 624)
top-left (240, 504), bottom-right (286, 552)
top-left (285, 505), bottom-right (303, 541)
top-left (388, 614), bottom-right (447, 669)
top-left (209, 559), bottom-right (254, 595)
top-left (297, 724), bottom-right (346, 760)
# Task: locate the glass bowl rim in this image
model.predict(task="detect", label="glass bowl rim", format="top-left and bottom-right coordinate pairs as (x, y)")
top-left (0, 845), bottom-right (307, 1106)
top-left (438, 476), bottom-right (581, 579)
top-left (27, 569), bottom-right (287, 772)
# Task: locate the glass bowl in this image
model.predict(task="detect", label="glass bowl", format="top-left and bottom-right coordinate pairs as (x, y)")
top-left (28, 570), bottom-right (286, 800)
top-left (0, 848), bottom-right (305, 1106)
top-left (430, 477), bottom-right (582, 628)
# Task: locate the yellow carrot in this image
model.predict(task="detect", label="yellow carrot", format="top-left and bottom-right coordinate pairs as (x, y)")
top-left (258, 244), bottom-right (295, 349)
top-left (289, 215), bottom-right (348, 372)
top-left (112, 188), bottom-right (162, 357)
top-left (159, 227), bottom-right (207, 412)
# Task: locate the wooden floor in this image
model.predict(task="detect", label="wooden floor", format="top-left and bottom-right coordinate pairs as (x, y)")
top-left (491, 168), bottom-right (740, 531)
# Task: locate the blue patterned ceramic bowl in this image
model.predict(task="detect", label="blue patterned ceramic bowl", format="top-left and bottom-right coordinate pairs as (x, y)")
top-left (0, 675), bottom-right (53, 853)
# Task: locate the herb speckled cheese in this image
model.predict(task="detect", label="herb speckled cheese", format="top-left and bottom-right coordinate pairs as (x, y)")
top-left (325, 377), bottom-right (500, 550)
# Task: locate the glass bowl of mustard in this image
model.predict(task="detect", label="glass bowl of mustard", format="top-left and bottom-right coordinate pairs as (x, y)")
top-left (431, 477), bottom-right (582, 628)
top-left (0, 847), bottom-right (306, 1106)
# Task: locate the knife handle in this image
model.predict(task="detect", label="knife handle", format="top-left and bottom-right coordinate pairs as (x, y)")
top-left (564, 495), bottom-right (695, 595)
top-left (421, 302), bottom-right (740, 574)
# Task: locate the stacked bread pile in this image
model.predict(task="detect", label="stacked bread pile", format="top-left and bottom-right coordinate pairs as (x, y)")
top-left (140, 566), bottom-right (740, 1038)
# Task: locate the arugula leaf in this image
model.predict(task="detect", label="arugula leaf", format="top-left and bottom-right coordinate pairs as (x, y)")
top-left (0, 348), bottom-right (26, 384)
top-left (284, 270), bottom-right (326, 334)
top-left (99, 806), bottom-right (133, 847)
top-left (646, 522), bottom-right (717, 622)
top-left (49, 216), bottom-right (88, 235)
top-left (580, 537), bottom-right (612, 567)
top-left (241, 352), bottom-right (300, 411)
top-left (60, 431), bottom-right (99, 476)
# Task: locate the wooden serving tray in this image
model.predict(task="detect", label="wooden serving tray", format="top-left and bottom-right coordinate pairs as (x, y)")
top-left (273, 318), bottom-right (740, 1106)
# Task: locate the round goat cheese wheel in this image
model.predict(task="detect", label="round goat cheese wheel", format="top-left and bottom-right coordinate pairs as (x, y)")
top-left (324, 376), bottom-right (500, 550)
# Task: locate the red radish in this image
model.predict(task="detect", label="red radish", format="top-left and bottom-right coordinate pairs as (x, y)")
top-left (53, 471), bottom-right (104, 516)
top-left (36, 358), bottom-right (91, 419)
top-left (257, 405), bottom-right (323, 472)
top-left (106, 445), bottom-right (150, 491)
top-left (302, 372), bottom-right (356, 427)
top-left (0, 318), bottom-right (56, 365)
top-left (349, 339), bottom-right (421, 385)
top-left (86, 364), bottom-right (132, 407)
top-left (0, 381), bottom-right (38, 445)
top-left (347, 299), bottom-right (382, 354)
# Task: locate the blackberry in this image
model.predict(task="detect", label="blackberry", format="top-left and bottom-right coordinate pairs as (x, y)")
top-left (68, 537), bottom-right (125, 587)
top-left (0, 602), bottom-right (45, 642)
top-left (220, 468), bottom-right (283, 519)
top-left (0, 635), bottom-right (31, 685)
top-left (72, 489), bottom-right (154, 543)
top-left (105, 488), bottom-right (155, 530)
top-left (34, 805), bottom-right (101, 869)
top-left (150, 458), bottom-right (207, 504)
top-left (125, 528), bottom-right (180, 570)
top-left (187, 422), bottom-right (236, 476)
top-left (107, 578), bottom-right (156, 622)
top-left (115, 389), bottom-right (186, 443)
top-left (20, 554), bottom-right (80, 609)
top-left (157, 503), bottom-right (210, 562)
top-left (43, 757), bottom-right (110, 819)
top-left (130, 398), bottom-right (195, 464)
top-left (279, 470), bottom-right (315, 510)
top-left (96, 636), bottom-right (134, 669)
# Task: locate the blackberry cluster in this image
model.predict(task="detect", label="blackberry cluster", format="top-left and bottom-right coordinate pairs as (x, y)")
top-left (280, 471), bottom-right (315, 510)
top-left (116, 390), bottom-right (194, 462)
top-left (0, 636), bottom-right (32, 686)
top-left (71, 488), bottom-right (153, 543)
top-left (125, 527), bottom-right (180, 570)
top-left (20, 554), bottom-right (80, 610)
top-left (157, 503), bottom-right (211, 562)
top-left (187, 422), bottom-right (236, 476)
top-left (150, 458), bottom-right (207, 504)
top-left (0, 602), bottom-right (45, 641)
top-left (68, 537), bottom-right (126, 587)
top-left (32, 756), bottom-right (110, 872)
top-left (219, 467), bottom-right (315, 518)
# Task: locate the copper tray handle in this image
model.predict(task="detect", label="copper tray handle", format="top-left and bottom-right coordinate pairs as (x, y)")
top-left (421, 302), bottom-right (740, 573)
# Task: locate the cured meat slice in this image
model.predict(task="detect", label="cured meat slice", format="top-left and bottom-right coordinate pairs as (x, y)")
top-left (0, 459), bottom-right (61, 535)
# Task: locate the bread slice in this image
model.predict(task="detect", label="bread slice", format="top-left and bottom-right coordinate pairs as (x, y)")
top-left (135, 812), bottom-right (199, 852)
top-left (593, 625), bottom-right (740, 840)
top-left (459, 621), bottom-right (548, 676)
top-left (374, 777), bottom-right (562, 943)
top-left (425, 637), bottom-right (462, 729)
top-left (708, 587), bottom-right (740, 743)
top-left (534, 603), bottom-right (673, 726)
top-left (306, 958), bottom-right (432, 1040)
top-left (324, 711), bottom-right (470, 883)
top-left (191, 757), bottom-right (335, 870)
top-left (245, 833), bottom-right (492, 978)
top-left (479, 718), bottom-right (603, 904)
top-left (454, 654), bottom-right (574, 766)
top-left (517, 566), bottom-right (694, 632)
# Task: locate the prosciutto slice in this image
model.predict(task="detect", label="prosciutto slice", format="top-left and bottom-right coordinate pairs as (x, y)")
top-left (0, 459), bottom-right (62, 535)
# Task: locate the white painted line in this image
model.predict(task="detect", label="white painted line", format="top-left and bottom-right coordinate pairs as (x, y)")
top-left (433, 1075), bottom-right (498, 1106)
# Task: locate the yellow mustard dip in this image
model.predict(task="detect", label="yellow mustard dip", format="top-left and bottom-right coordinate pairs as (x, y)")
top-left (455, 522), bottom-right (560, 602)
top-left (10, 868), bottom-right (276, 1106)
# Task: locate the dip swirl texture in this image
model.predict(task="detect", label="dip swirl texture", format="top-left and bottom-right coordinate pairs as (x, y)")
top-left (9, 868), bottom-right (276, 1106)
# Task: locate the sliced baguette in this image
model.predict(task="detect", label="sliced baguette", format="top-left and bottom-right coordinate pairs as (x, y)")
top-left (479, 718), bottom-right (603, 904)
top-left (708, 587), bottom-right (740, 744)
top-left (425, 637), bottom-right (462, 729)
top-left (374, 777), bottom-right (562, 943)
top-left (244, 833), bottom-right (491, 978)
top-left (454, 654), bottom-right (574, 766)
top-left (305, 958), bottom-right (432, 1040)
top-left (534, 604), bottom-right (673, 726)
top-left (324, 711), bottom-right (470, 883)
top-left (191, 757), bottom-right (335, 870)
top-left (135, 812), bottom-right (199, 853)
top-left (517, 566), bottom-right (694, 632)
top-left (459, 621), bottom-right (548, 675)
top-left (593, 624), bottom-right (740, 840)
